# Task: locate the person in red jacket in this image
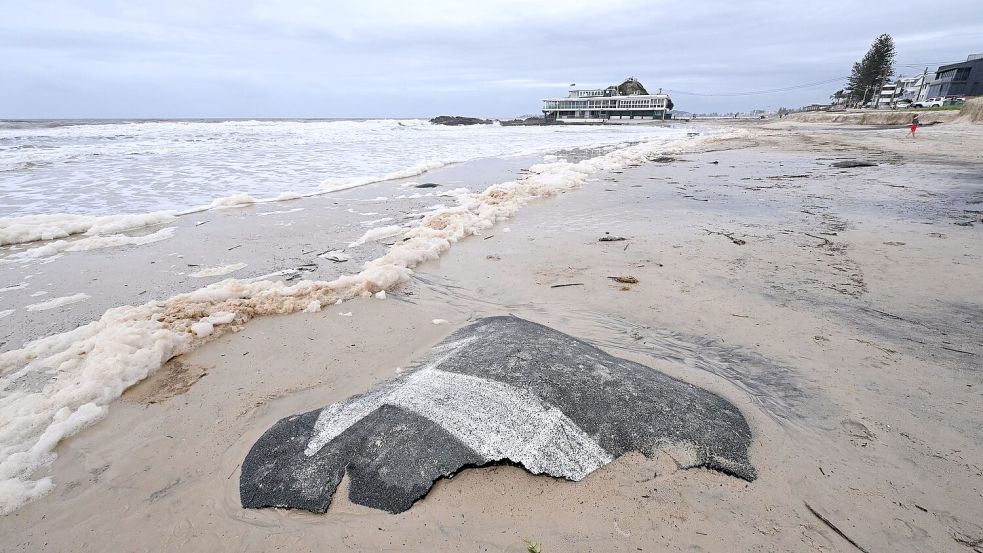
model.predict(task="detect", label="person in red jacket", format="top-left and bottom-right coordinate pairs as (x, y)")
top-left (908, 114), bottom-right (920, 138)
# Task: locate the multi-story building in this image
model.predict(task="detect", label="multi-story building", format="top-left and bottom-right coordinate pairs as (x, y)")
top-left (925, 55), bottom-right (983, 99)
top-left (872, 74), bottom-right (930, 108)
top-left (895, 74), bottom-right (928, 102)
top-left (542, 77), bottom-right (673, 123)
top-left (876, 82), bottom-right (898, 108)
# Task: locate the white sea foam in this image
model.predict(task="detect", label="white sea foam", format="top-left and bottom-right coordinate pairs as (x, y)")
top-left (24, 293), bottom-right (90, 312)
top-left (0, 212), bottom-right (176, 247)
top-left (11, 228), bottom-right (177, 260)
top-left (190, 311), bottom-right (236, 338)
top-left (347, 225), bottom-right (406, 248)
top-left (318, 251), bottom-right (350, 262)
top-left (360, 217), bottom-right (395, 227)
top-left (206, 193), bottom-right (260, 210)
top-left (0, 309), bottom-right (13, 319)
top-left (0, 129), bottom-right (743, 515)
top-left (190, 263), bottom-right (247, 278)
top-left (258, 208), bottom-right (304, 217)
top-left (321, 159), bottom-right (456, 194)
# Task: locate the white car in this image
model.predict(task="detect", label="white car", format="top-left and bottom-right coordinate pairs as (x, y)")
top-left (912, 97), bottom-right (944, 108)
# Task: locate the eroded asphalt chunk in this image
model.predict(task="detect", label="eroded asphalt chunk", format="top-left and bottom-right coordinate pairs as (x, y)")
top-left (239, 316), bottom-right (756, 514)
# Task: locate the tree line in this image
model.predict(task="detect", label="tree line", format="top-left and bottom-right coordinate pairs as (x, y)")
top-left (843, 34), bottom-right (897, 106)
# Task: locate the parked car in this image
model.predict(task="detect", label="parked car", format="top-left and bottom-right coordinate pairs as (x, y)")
top-left (912, 97), bottom-right (944, 108)
top-left (894, 99), bottom-right (912, 109)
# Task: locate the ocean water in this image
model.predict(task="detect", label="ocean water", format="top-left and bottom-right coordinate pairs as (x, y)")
top-left (0, 118), bottom-right (686, 218)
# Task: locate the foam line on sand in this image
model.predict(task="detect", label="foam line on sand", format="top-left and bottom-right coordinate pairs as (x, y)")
top-left (0, 129), bottom-right (744, 515)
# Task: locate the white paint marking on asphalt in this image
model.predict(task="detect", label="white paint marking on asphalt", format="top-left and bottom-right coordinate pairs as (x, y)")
top-left (305, 338), bottom-right (612, 480)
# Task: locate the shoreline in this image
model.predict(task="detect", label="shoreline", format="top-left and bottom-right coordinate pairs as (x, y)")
top-left (0, 128), bottom-right (731, 516)
top-left (2, 122), bottom-right (982, 551)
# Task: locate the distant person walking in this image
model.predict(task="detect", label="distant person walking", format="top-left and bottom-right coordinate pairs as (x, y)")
top-left (908, 114), bottom-right (920, 138)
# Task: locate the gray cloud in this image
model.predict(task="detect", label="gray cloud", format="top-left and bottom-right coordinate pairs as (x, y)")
top-left (2, 0), bottom-right (981, 117)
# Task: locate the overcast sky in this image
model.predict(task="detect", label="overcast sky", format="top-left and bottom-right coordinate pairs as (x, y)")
top-left (3, 0), bottom-right (981, 118)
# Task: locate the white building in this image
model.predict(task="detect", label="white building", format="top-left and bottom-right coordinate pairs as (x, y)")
top-left (896, 74), bottom-right (927, 101)
top-left (542, 77), bottom-right (673, 123)
top-left (876, 82), bottom-right (898, 108)
top-left (875, 74), bottom-right (930, 108)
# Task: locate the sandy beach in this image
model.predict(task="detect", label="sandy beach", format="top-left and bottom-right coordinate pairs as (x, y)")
top-left (2, 119), bottom-right (982, 552)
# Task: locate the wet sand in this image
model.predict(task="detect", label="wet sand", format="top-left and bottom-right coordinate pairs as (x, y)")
top-left (2, 123), bottom-right (982, 552)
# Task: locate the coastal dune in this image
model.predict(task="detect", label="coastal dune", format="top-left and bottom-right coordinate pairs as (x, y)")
top-left (786, 96), bottom-right (983, 125)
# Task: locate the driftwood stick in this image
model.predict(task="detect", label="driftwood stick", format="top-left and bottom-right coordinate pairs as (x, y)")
top-left (804, 233), bottom-right (832, 247)
top-left (550, 283), bottom-right (584, 288)
top-left (804, 502), bottom-right (870, 553)
top-left (703, 229), bottom-right (746, 246)
top-left (940, 345), bottom-right (977, 356)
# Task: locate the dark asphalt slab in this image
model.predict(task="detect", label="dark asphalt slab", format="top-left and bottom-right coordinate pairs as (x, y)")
top-left (240, 316), bottom-right (756, 514)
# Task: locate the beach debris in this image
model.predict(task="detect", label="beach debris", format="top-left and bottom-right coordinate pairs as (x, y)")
top-left (319, 250), bottom-right (350, 262)
top-left (853, 339), bottom-right (897, 355)
top-left (841, 419), bottom-right (876, 440)
top-left (227, 244), bottom-right (242, 251)
top-left (550, 283), bottom-right (584, 288)
top-left (608, 276), bottom-right (638, 284)
top-left (649, 155), bottom-right (676, 163)
top-left (486, 254), bottom-right (501, 261)
top-left (703, 229), bottom-right (746, 246)
top-left (804, 502), bottom-right (871, 553)
top-left (414, 183), bottom-right (439, 188)
top-left (432, 319), bottom-right (449, 325)
top-left (338, 312), bottom-right (352, 317)
top-left (940, 345), bottom-right (977, 356)
top-left (599, 233), bottom-right (627, 242)
top-left (831, 161), bottom-right (877, 168)
top-left (374, 290), bottom-right (386, 300)
top-left (239, 316), bottom-right (756, 514)
top-left (524, 539), bottom-right (543, 553)
top-left (804, 233), bottom-right (833, 247)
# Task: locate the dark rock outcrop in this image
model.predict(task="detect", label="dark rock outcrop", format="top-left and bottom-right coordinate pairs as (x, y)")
top-left (429, 116), bottom-right (492, 126)
top-left (615, 77), bottom-right (649, 96)
top-left (499, 117), bottom-right (549, 126)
